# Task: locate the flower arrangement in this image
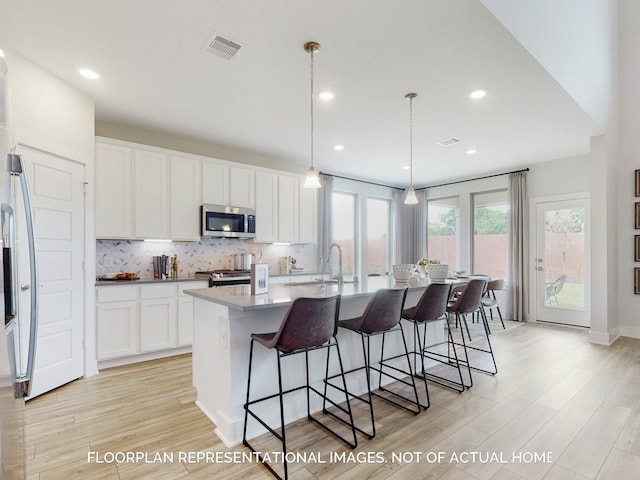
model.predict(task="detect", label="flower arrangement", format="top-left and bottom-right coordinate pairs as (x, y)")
top-left (417, 258), bottom-right (440, 266)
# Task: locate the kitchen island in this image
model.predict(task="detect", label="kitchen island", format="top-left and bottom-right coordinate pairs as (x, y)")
top-left (185, 275), bottom-right (444, 446)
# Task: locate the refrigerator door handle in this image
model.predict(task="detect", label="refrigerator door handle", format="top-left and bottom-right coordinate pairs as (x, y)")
top-left (9, 153), bottom-right (38, 398)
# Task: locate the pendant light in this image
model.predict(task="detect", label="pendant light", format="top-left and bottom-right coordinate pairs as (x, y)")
top-left (404, 92), bottom-right (419, 204)
top-left (303, 41), bottom-right (322, 189)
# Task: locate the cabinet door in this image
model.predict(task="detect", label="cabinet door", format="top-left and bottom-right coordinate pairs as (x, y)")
top-left (134, 150), bottom-right (169, 239)
top-left (278, 175), bottom-right (299, 243)
top-left (229, 166), bottom-right (255, 208)
top-left (298, 178), bottom-right (318, 244)
top-left (96, 301), bottom-right (138, 359)
top-left (95, 143), bottom-right (132, 238)
top-left (178, 297), bottom-right (194, 346)
top-left (140, 298), bottom-right (177, 352)
top-left (255, 172), bottom-right (278, 242)
top-left (170, 155), bottom-right (202, 240)
top-left (202, 162), bottom-right (229, 206)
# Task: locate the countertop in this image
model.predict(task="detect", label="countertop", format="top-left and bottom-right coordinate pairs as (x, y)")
top-left (95, 271), bottom-right (323, 287)
top-left (184, 275), bottom-right (440, 311)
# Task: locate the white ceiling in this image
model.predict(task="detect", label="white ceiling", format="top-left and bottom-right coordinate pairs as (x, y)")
top-left (0, 0), bottom-right (603, 187)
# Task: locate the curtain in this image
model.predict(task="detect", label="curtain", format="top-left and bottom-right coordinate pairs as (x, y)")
top-left (393, 188), bottom-right (426, 264)
top-left (507, 171), bottom-right (528, 321)
top-left (317, 173), bottom-right (334, 272)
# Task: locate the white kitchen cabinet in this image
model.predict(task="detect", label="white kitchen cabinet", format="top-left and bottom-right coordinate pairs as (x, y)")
top-left (95, 143), bottom-right (133, 238)
top-left (298, 179), bottom-right (318, 244)
top-left (170, 155), bottom-right (202, 240)
top-left (96, 281), bottom-right (207, 364)
top-left (278, 175), bottom-right (300, 243)
top-left (177, 281), bottom-right (207, 346)
top-left (255, 171), bottom-right (278, 242)
top-left (202, 162), bottom-right (229, 206)
top-left (139, 284), bottom-right (178, 352)
top-left (96, 285), bottom-right (139, 360)
top-left (202, 161), bottom-right (255, 209)
top-left (229, 166), bottom-right (255, 208)
top-left (134, 150), bottom-right (170, 239)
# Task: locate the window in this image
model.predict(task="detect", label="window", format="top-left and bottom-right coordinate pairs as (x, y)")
top-left (473, 190), bottom-right (508, 278)
top-left (366, 197), bottom-right (391, 275)
top-left (331, 192), bottom-right (357, 276)
top-left (427, 197), bottom-right (459, 268)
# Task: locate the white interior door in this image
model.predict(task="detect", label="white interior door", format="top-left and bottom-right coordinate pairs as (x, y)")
top-left (16, 146), bottom-right (85, 399)
top-left (534, 197), bottom-right (590, 327)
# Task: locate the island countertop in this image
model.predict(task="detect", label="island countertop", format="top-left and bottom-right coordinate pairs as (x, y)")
top-left (184, 275), bottom-right (437, 311)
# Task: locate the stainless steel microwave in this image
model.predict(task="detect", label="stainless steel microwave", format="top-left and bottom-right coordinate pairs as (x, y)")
top-left (201, 204), bottom-right (256, 239)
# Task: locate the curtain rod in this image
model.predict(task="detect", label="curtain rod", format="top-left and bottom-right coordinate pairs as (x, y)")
top-left (417, 167), bottom-right (529, 190)
top-left (319, 172), bottom-right (405, 191)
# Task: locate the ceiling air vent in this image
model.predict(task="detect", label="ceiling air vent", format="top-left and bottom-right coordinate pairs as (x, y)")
top-left (437, 137), bottom-right (462, 147)
top-left (203, 32), bottom-right (242, 60)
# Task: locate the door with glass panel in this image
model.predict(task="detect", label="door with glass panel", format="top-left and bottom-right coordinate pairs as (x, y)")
top-left (534, 198), bottom-right (590, 327)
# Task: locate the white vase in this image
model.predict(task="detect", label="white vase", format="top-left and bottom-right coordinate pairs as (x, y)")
top-left (417, 264), bottom-right (427, 277)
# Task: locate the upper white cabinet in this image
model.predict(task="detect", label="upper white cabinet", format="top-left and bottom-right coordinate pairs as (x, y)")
top-left (133, 150), bottom-right (170, 239)
top-left (255, 171), bottom-right (278, 243)
top-left (254, 172), bottom-right (316, 244)
top-left (229, 166), bottom-right (255, 208)
top-left (170, 155), bottom-right (202, 241)
top-left (299, 179), bottom-right (318, 244)
top-left (95, 143), bottom-right (133, 239)
top-left (202, 161), bottom-right (255, 209)
top-left (278, 175), bottom-right (300, 243)
top-left (202, 162), bottom-right (229, 206)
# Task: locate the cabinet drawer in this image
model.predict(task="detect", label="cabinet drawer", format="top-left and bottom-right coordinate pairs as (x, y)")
top-left (140, 283), bottom-right (178, 299)
top-left (97, 285), bottom-right (138, 303)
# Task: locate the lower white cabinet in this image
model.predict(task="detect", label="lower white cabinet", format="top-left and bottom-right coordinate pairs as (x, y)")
top-left (96, 281), bottom-right (208, 363)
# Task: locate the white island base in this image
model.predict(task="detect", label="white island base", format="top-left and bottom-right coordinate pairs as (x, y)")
top-left (187, 277), bottom-right (445, 447)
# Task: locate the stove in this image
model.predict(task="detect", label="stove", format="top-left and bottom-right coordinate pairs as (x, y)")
top-left (194, 270), bottom-right (251, 286)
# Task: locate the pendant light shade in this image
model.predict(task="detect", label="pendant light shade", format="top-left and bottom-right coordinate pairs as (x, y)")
top-left (404, 92), bottom-right (419, 205)
top-left (304, 41), bottom-right (322, 189)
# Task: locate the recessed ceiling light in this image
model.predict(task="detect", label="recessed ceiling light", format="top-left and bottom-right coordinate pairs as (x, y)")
top-left (465, 148), bottom-right (478, 155)
top-left (333, 144), bottom-right (344, 151)
top-left (402, 165), bottom-right (410, 170)
top-left (319, 91), bottom-right (334, 101)
top-left (78, 68), bottom-right (99, 80)
top-left (469, 89), bottom-right (487, 99)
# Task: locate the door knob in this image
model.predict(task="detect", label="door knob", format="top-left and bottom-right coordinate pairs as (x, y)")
top-left (537, 267), bottom-right (543, 271)
top-left (21, 284), bottom-right (30, 291)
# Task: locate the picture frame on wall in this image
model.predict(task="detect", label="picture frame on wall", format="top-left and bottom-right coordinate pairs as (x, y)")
top-left (636, 169), bottom-right (640, 197)
top-left (636, 202), bottom-right (640, 229)
top-left (251, 263), bottom-right (269, 295)
top-left (636, 268), bottom-right (640, 295)
top-left (636, 235), bottom-right (640, 262)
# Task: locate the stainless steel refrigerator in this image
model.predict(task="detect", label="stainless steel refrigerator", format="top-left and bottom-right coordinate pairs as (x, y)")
top-left (0, 55), bottom-right (39, 479)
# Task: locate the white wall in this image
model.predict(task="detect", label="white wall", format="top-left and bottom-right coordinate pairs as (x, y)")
top-left (617, 0), bottom-right (640, 338)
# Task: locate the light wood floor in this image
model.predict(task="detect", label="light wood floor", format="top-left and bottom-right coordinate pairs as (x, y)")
top-left (24, 322), bottom-right (640, 479)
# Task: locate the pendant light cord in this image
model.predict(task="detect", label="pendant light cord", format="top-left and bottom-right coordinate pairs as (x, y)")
top-left (310, 47), bottom-right (315, 170)
top-left (409, 94), bottom-right (413, 187)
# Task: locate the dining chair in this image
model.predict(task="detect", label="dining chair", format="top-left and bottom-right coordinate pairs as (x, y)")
top-left (482, 278), bottom-right (505, 329)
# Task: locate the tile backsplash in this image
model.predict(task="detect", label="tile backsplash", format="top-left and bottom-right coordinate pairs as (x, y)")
top-left (96, 239), bottom-right (318, 277)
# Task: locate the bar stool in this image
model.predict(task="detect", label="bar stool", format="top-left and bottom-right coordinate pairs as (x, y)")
top-left (447, 278), bottom-right (497, 388)
top-left (329, 287), bottom-right (420, 439)
top-left (400, 283), bottom-right (460, 393)
top-left (242, 295), bottom-right (356, 480)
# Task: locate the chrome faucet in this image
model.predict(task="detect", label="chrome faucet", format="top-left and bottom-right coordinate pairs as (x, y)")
top-left (327, 243), bottom-right (343, 285)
